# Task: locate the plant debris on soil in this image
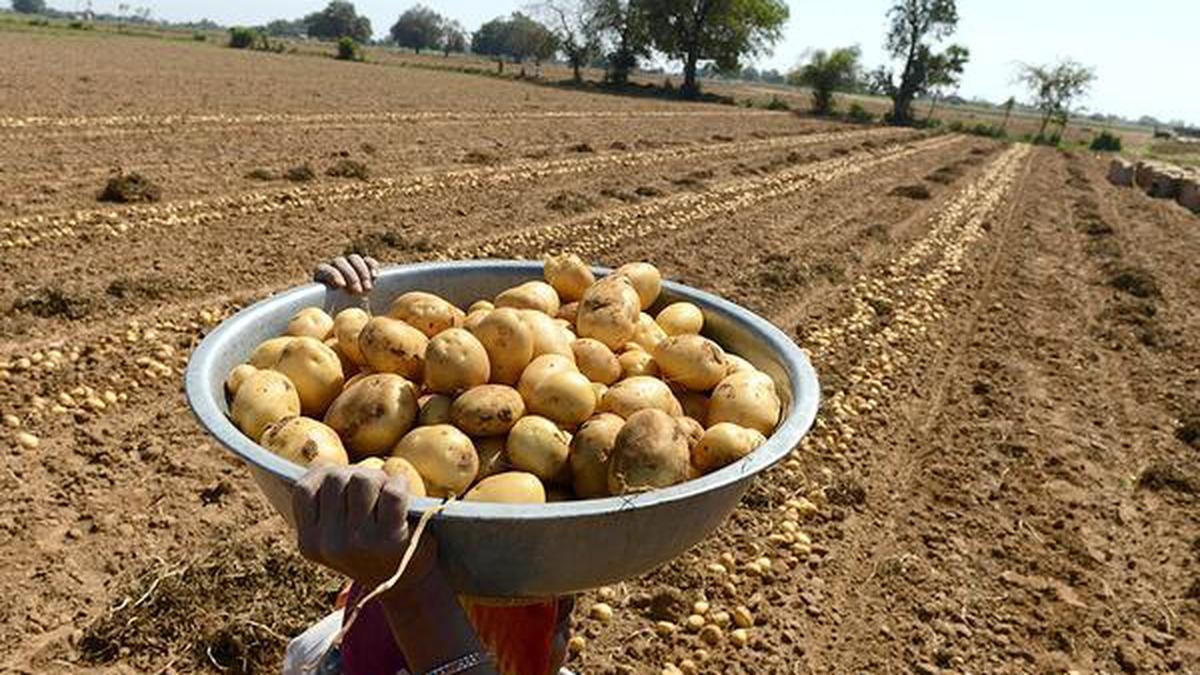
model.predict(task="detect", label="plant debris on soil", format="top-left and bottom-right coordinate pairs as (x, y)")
top-left (1108, 265), bottom-right (1161, 298)
top-left (1137, 461), bottom-right (1200, 495)
top-left (325, 159), bottom-right (370, 180)
top-left (97, 171), bottom-right (161, 203)
top-left (245, 168), bottom-right (278, 181)
top-left (462, 150), bottom-right (499, 165)
top-left (11, 286), bottom-right (93, 319)
top-left (284, 164), bottom-right (316, 182)
top-left (890, 183), bottom-right (932, 200)
top-left (545, 190), bottom-right (597, 214)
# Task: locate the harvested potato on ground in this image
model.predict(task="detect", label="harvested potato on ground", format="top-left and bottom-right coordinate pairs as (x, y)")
top-left (517, 354), bottom-right (577, 403)
top-left (692, 423), bottom-right (767, 473)
top-left (656, 302), bottom-right (703, 336)
top-left (572, 339), bottom-right (621, 385)
top-left (388, 291), bottom-right (465, 338)
top-left (225, 363), bottom-right (258, 397)
top-left (724, 354), bottom-right (756, 376)
top-left (287, 307), bottom-right (334, 340)
top-left (232, 369), bottom-right (301, 441)
top-left (614, 262), bottom-right (662, 310)
top-left (570, 413), bottom-right (623, 498)
top-left (600, 376), bottom-right (681, 418)
top-left (677, 391), bottom-right (710, 424)
top-left (529, 370), bottom-right (596, 427)
top-left (557, 302), bottom-right (580, 324)
top-left (324, 373), bottom-right (419, 459)
top-left (464, 471), bottom-right (547, 504)
top-left (381, 457), bottom-right (427, 497)
top-left (249, 336), bottom-right (295, 368)
top-left (424, 328), bottom-right (490, 395)
top-left (632, 313), bottom-right (668, 352)
top-left (676, 416), bottom-right (705, 450)
top-left (608, 409), bottom-right (690, 494)
top-left (654, 335), bottom-right (727, 392)
top-left (506, 415), bottom-right (572, 484)
top-left (259, 336), bottom-right (345, 416)
top-left (469, 308), bottom-right (535, 385)
top-left (333, 308), bottom-right (370, 366)
top-left (450, 384), bottom-right (525, 436)
top-left (393, 425), bottom-right (478, 497)
top-left (474, 435), bottom-right (509, 480)
top-left (523, 310), bottom-right (575, 361)
top-left (418, 394), bottom-right (454, 426)
top-left (707, 370), bottom-right (781, 435)
top-left (468, 300), bottom-right (494, 314)
top-left (358, 316), bottom-right (427, 380)
top-left (544, 253), bottom-right (594, 302)
top-left (576, 275), bottom-right (640, 350)
top-left (261, 416), bottom-right (348, 467)
top-left (495, 281), bottom-right (561, 316)
top-left (618, 349), bottom-right (659, 379)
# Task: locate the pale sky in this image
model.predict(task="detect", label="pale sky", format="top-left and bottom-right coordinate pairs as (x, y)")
top-left (45, 0), bottom-right (1199, 124)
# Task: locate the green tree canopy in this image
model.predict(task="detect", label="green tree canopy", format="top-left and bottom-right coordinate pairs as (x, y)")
top-left (440, 20), bottom-right (467, 55)
top-left (534, 0), bottom-right (601, 82)
top-left (471, 13), bottom-right (558, 72)
top-left (304, 1), bottom-right (372, 43)
top-left (12, 0), bottom-right (47, 13)
top-left (877, 0), bottom-right (965, 124)
top-left (1017, 59), bottom-right (1096, 138)
top-left (390, 5), bottom-right (444, 54)
top-left (591, 0), bottom-right (651, 84)
top-left (263, 17), bottom-right (308, 38)
top-left (790, 46), bottom-right (861, 115)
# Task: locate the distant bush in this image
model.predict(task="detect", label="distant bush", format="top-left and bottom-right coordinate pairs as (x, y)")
top-left (765, 96), bottom-right (790, 111)
top-left (1032, 133), bottom-right (1062, 146)
top-left (228, 26), bottom-right (257, 49)
top-left (192, 31), bottom-right (207, 42)
top-left (336, 36), bottom-right (362, 61)
top-left (1089, 130), bottom-right (1123, 152)
top-left (968, 123), bottom-right (1006, 139)
top-left (846, 103), bottom-right (874, 123)
top-left (948, 120), bottom-right (965, 132)
top-left (68, 20), bottom-right (92, 30)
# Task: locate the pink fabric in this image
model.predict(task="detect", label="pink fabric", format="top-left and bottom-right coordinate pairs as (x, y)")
top-left (341, 584), bottom-right (408, 675)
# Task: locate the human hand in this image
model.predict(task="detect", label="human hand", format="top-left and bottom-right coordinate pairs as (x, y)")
top-left (313, 254), bottom-right (380, 295)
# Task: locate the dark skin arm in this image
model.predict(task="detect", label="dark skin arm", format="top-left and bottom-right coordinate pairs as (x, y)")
top-left (313, 254), bottom-right (380, 295)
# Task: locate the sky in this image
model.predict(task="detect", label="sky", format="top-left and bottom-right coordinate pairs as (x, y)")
top-left (54, 0), bottom-right (1199, 124)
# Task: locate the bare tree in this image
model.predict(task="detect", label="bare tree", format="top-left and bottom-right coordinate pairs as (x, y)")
top-left (1017, 60), bottom-right (1096, 139)
top-left (878, 0), bottom-right (965, 125)
top-left (532, 1), bottom-right (601, 83)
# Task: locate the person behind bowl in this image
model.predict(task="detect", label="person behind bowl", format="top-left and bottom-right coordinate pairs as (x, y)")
top-left (283, 255), bottom-right (574, 675)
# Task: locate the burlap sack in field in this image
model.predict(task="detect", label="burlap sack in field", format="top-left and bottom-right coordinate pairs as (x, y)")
top-left (1178, 176), bottom-right (1200, 214)
top-left (1134, 161), bottom-right (1156, 190)
top-left (1107, 158), bottom-right (1134, 186)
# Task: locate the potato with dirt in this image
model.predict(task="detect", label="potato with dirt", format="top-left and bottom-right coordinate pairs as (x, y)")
top-left (631, 312), bottom-right (668, 352)
top-left (358, 316), bottom-right (427, 380)
top-left (506, 415), bottom-right (572, 484)
top-left (654, 334), bottom-right (727, 392)
top-left (392, 425), bottom-right (479, 497)
top-left (225, 363), bottom-right (258, 397)
top-left (332, 307), bottom-right (370, 365)
top-left (286, 307), bottom-right (334, 340)
top-left (474, 435), bottom-right (509, 480)
top-left (464, 472), bottom-right (547, 504)
top-left (248, 336), bottom-right (295, 369)
top-left (656, 302), bottom-right (704, 336)
top-left (469, 308), bottom-right (535, 385)
top-left (544, 253), bottom-right (594, 302)
top-left (423, 328), bottom-right (490, 395)
top-left (231, 369), bottom-right (302, 441)
top-left (692, 423), bottom-right (767, 473)
top-left (617, 349), bottom-right (659, 379)
top-left (260, 416), bottom-right (348, 467)
top-left (707, 370), bottom-right (781, 435)
top-left (450, 384), bottom-right (525, 436)
top-left (381, 457), bottom-right (427, 497)
top-left (614, 262), bottom-right (662, 310)
top-left (323, 373), bottom-right (419, 459)
top-left (522, 310), bottom-right (575, 361)
top-left (600, 376), bottom-right (681, 418)
top-left (528, 369), bottom-right (596, 427)
top-left (258, 336), bottom-right (345, 416)
top-left (576, 275), bottom-right (640, 350)
top-left (569, 413), bottom-right (623, 498)
top-left (608, 409), bottom-right (691, 494)
top-left (388, 291), bottom-right (465, 338)
top-left (417, 394), bottom-right (454, 426)
top-left (495, 280), bottom-right (560, 316)
top-left (572, 338), bottom-right (621, 385)
top-left (517, 354), bottom-right (576, 403)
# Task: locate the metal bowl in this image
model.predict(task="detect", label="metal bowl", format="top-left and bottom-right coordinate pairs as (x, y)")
top-left (186, 260), bottom-right (819, 599)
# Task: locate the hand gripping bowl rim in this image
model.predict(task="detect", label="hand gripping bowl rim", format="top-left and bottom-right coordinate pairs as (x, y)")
top-left (185, 260), bottom-right (819, 523)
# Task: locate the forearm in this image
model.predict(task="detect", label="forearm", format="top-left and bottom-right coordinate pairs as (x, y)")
top-left (379, 570), bottom-right (498, 674)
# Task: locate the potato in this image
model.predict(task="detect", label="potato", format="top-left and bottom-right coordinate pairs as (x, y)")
top-left (418, 394), bottom-right (454, 426)
top-left (570, 413), bottom-right (623, 498)
top-left (590, 382), bottom-right (608, 403)
top-left (692, 423), bottom-right (767, 473)
top-left (450, 384), bottom-right (525, 436)
top-left (388, 291), bottom-right (465, 338)
top-left (608, 409), bottom-right (690, 494)
top-left (286, 307), bottom-right (334, 340)
top-left (358, 316), bottom-right (427, 380)
top-left (656, 302), bottom-right (704, 336)
top-left (393, 425), bottom-right (478, 497)
top-left (618, 349), bottom-right (659, 379)
top-left (600, 376), bottom-right (681, 418)
top-left (677, 390), bottom-right (710, 423)
top-left (248, 336), bottom-right (294, 368)
top-left (324, 337), bottom-right (359, 379)
top-left (572, 339), bottom-right (620, 385)
top-left (517, 354), bottom-right (576, 403)
top-left (576, 275), bottom-right (640, 350)
top-left (724, 354), bottom-right (756, 376)
top-left (707, 371), bottom-right (781, 435)
top-left (654, 335), bottom-right (727, 391)
top-left (333, 308), bottom-right (370, 366)
top-left (463, 308), bottom-right (490, 333)
top-left (468, 299), bottom-right (494, 314)
top-left (557, 301), bottom-right (580, 324)
top-left (381, 457), bottom-right (427, 497)
top-left (506, 415), bottom-right (572, 483)
top-left (631, 312), bottom-right (668, 352)
top-left (544, 253), bottom-right (595, 302)
top-left (474, 435), bottom-right (509, 480)
top-left (261, 416), bottom-right (348, 467)
top-left (324, 373), bottom-right (419, 459)
top-left (523, 310), bottom-right (575, 361)
top-left (614, 262), bottom-right (662, 310)
top-left (495, 281), bottom-right (560, 316)
top-left (259, 337), bottom-right (345, 416)
top-left (469, 308), bottom-right (534, 385)
top-left (232, 369), bottom-right (301, 441)
top-left (423, 328), bottom-right (490, 394)
top-left (464, 472), bottom-right (546, 504)
top-left (529, 370), bottom-right (596, 427)
top-left (675, 416), bottom-right (705, 450)
top-left (225, 364), bottom-right (258, 397)
top-left (357, 457), bottom-right (386, 471)
top-left (343, 369), bottom-right (374, 391)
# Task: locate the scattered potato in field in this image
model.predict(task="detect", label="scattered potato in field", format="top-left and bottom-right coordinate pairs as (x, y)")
top-left (450, 384), bottom-right (525, 436)
top-left (495, 280), bottom-right (560, 316)
top-left (358, 316), bottom-right (427, 380)
top-left (418, 394), bottom-right (454, 426)
top-left (708, 371), bottom-right (781, 435)
top-left (656, 302), bottom-right (704, 336)
top-left (333, 308), bottom-right (370, 365)
top-left (381, 457), bottom-right (426, 497)
top-left (232, 369), bottom-right (301, 441)
top-left (506, 415), bottom-right (571, 483)
top-left (654, 335), bottom-right (726, 391)
top-left (287, 307), bottom-right (334, 340)
top-left (544, 253), bottom-right (594, 302)
top-left (529, 369), bottom-right (596, 427)
top-left (615, 262), bottom-right (662, 310)
top-left (323, 373), bottom-right (418, 459)
top-left (464, 471), bottom-right (546, 504)
top-left (609, 409), bottom-right (690, 494)
top-left (618, 349), bottom-right (659, 379)
top-left (393, 425), bottom-right (478, 497)
top-left (388, 291), bottom-right (465, 338)
top-left (423, 328), bottom-right (490, 395)
top-left (572, 338), bottom-right (621, 385)
top-left (577, 275), bottom-right (640, 350)
top-left (261, 416), bottom-right (348, 467)
top-left (570, 413), bottom-right (623, 498)
top-left (469, 308), bottom-right (535, 385)
top-left (601, 376), bottom-right (681, 418)
top-left (692, 423), bottom-right (766, 473)
top-left (261, 336), bottom-right (345, 416)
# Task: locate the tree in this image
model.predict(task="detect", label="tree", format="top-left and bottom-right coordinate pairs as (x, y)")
top-left (264, 18), bottom-right (308, 38)
top-left (641, 0), bottom-right (789, 98)
top-left (923, 43), bottom-right (968, 119)
top-left (390, 5), bottom-right (444, 54)
top-left (1016, 60), bottom-right (1096, 139)
top-left (12, 0), bottom-right (46, 13)
top-left (876, 0), bottom-right (965, 125)
top-left (534, 1), bottom-right (601, 83)
top-left (999, 95), bottom-right (1016, 133)
top-left (472, 16), bottom-right (515, 72)
top-left (591, 0), bottom-right (650, 84)
top-left (789, 46), bottom-right (861, 115)
top-left (440, 20), bottom-right (467, 56)
top-left (305, 1), bottom-right (372, 43)
top-left (508, 12), bottom-right (558, 71)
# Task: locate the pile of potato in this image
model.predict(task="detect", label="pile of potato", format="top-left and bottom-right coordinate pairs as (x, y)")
top-left (225, 256), bottom-right (782, 504)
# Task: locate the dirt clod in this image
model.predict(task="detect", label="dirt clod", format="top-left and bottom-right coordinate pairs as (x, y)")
top-left (284, 164), bottom-right (316, 182)
top-left (1137, 461), bottom-right (1199, 495)
top-left (98, 171), bottom-right (161, 203)
top-left (890, 183), bottom-right (931, 200)
top-left (12, 287), bottom-right (92, 319)
top-left (1177, 412), bottom-right (1200, 449)
top-left (546, 191), bottom-right (597, 214)
top-left (1109, 266), bottom-right (1161, 299)
top-left (244, 168), bottom-right (277, 181)
top-left (325, 159), bottom-right (370, 180)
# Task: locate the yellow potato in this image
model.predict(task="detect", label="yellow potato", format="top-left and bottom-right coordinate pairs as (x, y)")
top-left (522, 310), bottom-right (576, 361)
top-left (529, 370), bottom-right (596, 427)
top-left (388, 291), bottom-right (465, 338)
top-left (707, 371), bottom-right (781, 435)
top-left (654, 335), bottom-right (727, 391)
top-left (614, 262), bottom-right (662, 310)
top-left (324, 337), bottom-right (359, 379)
top-left (248, 336), bottom-right (294, 368)
top-left (358, 316), bottom-right (427, 380)
top-left (261, 416), bottom-right (348, 467)
top-left (333, 308), bottom-right (370, 366)
top-left (469, 308), bottom-right (534, 385)
top-left (423, 328), bottom-right (490, 394)
top-left (462, 308), bottom-right (490, 333)
top-left (618, 349), bottom-right (659, 379)
top-left (600, 376), bottom-right (681, 418)
top-left (506, 415), bottom-right (572, 483)
top-left (576, 275), bottom-right (640, 350)
top-left (468, 299), bottom-right (494, 314)
top-left (231, 369), bottom-right (301, 441)
top-left (356, 457), bottom-right (386, 471)
top-left (656, 302), bottom-right (704, 336)
top-left (590, 382), bottom-right (608, 403)
top-left (675, 416), bottom-right (705, 450)
top-left (608, 409), bottom-right (690, 494)
top-left (225, 363), bottom-right (258, 397)
top-left (692, 423), bottom-right (767, 473)
top-left (259, 336), bottom-right (345, 416)
top-left (572, 339), bottom-right (620, 385)
top-left (544, 253), bottom-right (595, 303)
top-left (418, 394), bottom-right (454, 426)
top-left (474, 435), bottom-right (510, 480)
top-left (677, 390), bottom-right (710, 424)
top-left (495, 280), bottom-right (561, 316)
top-left (723, 353), bottom-right (757, 376)
top-left (570, 413), bottom-right (623, 498)
top-left (464, 471), bottom-right (546, 504)
top-left (557, 301), bottom-right (580, 324)
top-left (450, 384), bottom-right (525, 436)
top-left (631, 312), bottom-right (668, 352)
top-left (287, 307), bottom-right (334, 340)
top-left (324, 373), bottom-right (419, 459)
top-left (393, 425), bottom-right (479, 497)
top-left (381, 457), bottom-right (427, 497)
top-left (517, 354), bottom-right (577, 403)
top-left (343, 369), bottom-right (374, 391)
